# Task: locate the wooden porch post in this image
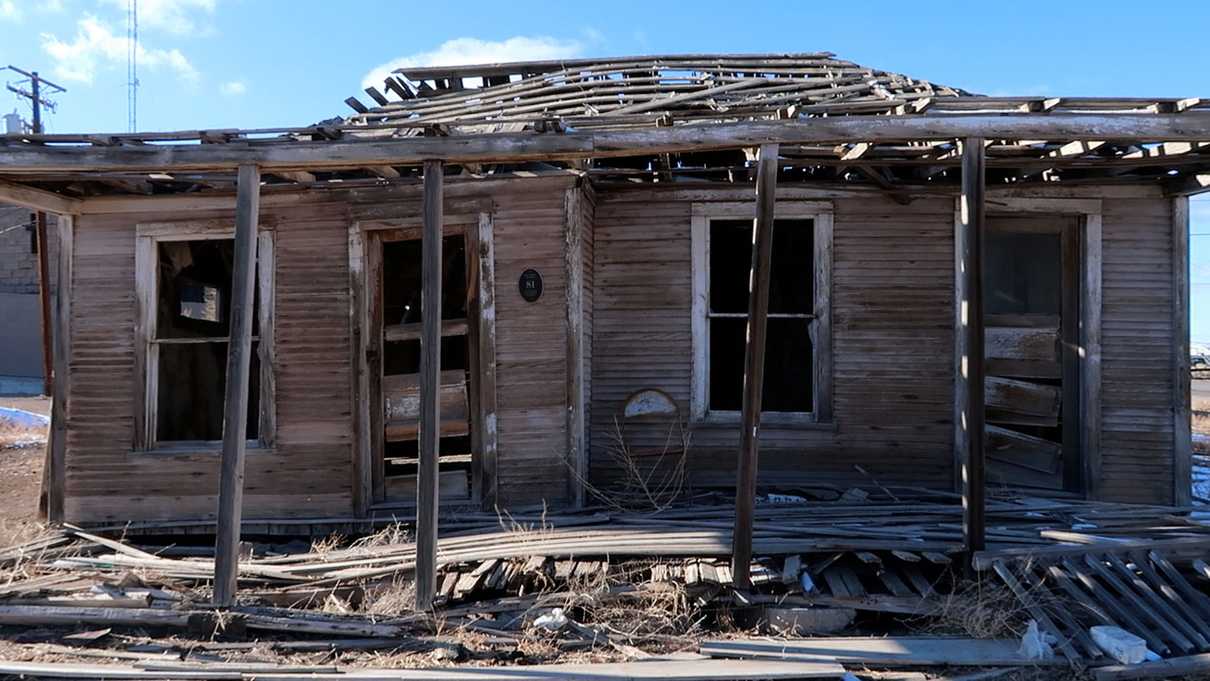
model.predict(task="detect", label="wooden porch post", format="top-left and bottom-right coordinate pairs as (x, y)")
top-left (731, 143), bottom-right (779, 589)
top-left (958, 138), bottom-right (987, 556)
top-left (213, 164), bottom-right (261, 607)
top-left (415, 159), bottom-right (444, 609)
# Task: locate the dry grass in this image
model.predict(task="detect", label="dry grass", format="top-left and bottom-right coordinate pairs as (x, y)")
top-left (362, 576), bottom-right (417, 616)
top-left (566, 418), bottom-right (691, 514)
top-left (926, 575), bottom-right (1032, 639)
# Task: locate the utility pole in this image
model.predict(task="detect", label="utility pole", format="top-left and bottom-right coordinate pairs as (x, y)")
top-left (5, 66), bottom-right (65, 396)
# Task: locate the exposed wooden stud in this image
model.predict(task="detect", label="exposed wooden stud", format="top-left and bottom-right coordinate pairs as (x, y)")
top-left (731, 143), bottom-right (779, 589)
top-left (212, 164), bottom-right (261, 607)
top-left (415, 159), bottom-right (444, 609)
top-left (1173, 196), bottom-right (1192, 506)
top-left (958, 137), bottom-right (987, 557)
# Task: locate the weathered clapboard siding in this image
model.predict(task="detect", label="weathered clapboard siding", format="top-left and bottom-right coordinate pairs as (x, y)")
top-left (589, 188), bottom-right (955, 489)
top-left (65, 200), bottom-right (354, 523)
top-left (580, 182), bottom-right (597, 496)
top-left (492, 189), bottom-right (571, 504)
top-left (1098, 197), bottom-right (1176, 503)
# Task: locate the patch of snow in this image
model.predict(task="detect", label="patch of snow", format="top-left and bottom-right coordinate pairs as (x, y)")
top-left (0, 408), bottom-right (48, 429)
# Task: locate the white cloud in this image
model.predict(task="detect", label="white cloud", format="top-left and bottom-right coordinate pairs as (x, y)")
top-left (41, 15), bottom-right (199, 85)
top-left (361, 36), bottom-right (583, 90)
top-left (99, 0), bottom-right (216, 35)
top-left (220, 79), bottom-right (245, 96)
top-left (0, 0), bottom-right (20, 21)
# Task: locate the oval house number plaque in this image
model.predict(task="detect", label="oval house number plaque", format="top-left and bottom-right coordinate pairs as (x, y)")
top-left (518, 268), bottom-right (543, 302)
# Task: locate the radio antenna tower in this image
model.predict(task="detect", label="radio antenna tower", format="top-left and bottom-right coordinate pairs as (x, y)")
top-left (127, 0), bottom-right (138, 132)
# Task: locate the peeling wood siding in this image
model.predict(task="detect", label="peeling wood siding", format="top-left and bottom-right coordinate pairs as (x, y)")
top-left (1099, 198), bottom-right (1176, 504)
top-left (589, 189), bottom-right (955, 489)
top-left (65, 202), bottom-right (353, 523)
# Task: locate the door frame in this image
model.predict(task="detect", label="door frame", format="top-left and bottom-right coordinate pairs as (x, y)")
top-left (953, 197), bottom-right (1102, 498)
top-left (349, 209), bottom-right (498, 516)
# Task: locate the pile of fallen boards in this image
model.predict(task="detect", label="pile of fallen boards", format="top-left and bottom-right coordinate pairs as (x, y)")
top-left (1, 491), bottom-right (1210, 679)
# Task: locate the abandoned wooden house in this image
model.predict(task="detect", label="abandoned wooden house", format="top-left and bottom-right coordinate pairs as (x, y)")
top-left (1, 53), bottom-right (1207, 548)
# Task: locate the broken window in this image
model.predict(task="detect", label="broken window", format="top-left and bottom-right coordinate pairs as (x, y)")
top-left (137, 231), bottom-right (274, 447)
top-left (693, 206), bottom-right (830, 421)
top-left (380, 233), bottom-right (473, 503)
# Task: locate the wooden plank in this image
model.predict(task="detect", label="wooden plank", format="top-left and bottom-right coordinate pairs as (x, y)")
top-left (1083, 212), bottom-right (1103, 499)
top-left (732, 143), bottom-right (779, 589)
top-left (254, 232), bottom-right (276, 446)
top-left (348, 225), bottom-right (371, 517)
top-left (985, 376), bottom-right (1060, 420)
top-left (991, 561), bottom-right (1080, 661)
top-left (0, 177), bottom-right (83, 214)
top-left (475, 212), bottom-right (498, 510)
top-left (44, 214), bottom-right (72, 522)
top-left (212, 164), bottom-right (261, 607)
top-left (984, 326), bottom-right (1058, 362)
top-left (701, 636), bottom-right (1062, 666)
top-left (1082, 554), bottom-right (1195, 653)
top-left (383, 371), bottom-right (469, 441)
top-left (813, 213), bottom-right (833, 421)
top-left (415, 159), bottom-right (443, 610)
top-left (960, 137), bottom-right (987, 556)
top-left (8, 114), bottom-right (1210, 174)
top-left (383, 319), bottom-right (468, 342)
top-left (1059, 558), bottom-right (1170, 656)
top-left (564, 186), bottom-right (587, 506)
top-left (385, 470), bottom-right (470, 502)
top-left (1093, 653), bottom-right (1210, 681)
top-left (1173, 196), bottom-right (1191, 506)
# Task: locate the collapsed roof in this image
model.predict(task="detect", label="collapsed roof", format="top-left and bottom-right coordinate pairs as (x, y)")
top-left (0, 52), bottom-right (1208, 199)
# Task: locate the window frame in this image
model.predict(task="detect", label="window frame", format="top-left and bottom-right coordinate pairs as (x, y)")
top-left (133, 221), bottom-right (276, 452)
top-left (690, 201), bottom-right (833, 426)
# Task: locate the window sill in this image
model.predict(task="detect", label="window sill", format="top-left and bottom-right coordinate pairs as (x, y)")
top-left (693, 413), bottom-right (835, 431)
top-left (132, 440), bottom-right (274, 456)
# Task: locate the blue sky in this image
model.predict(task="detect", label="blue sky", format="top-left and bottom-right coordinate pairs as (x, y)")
top-left (1, 0), bottom-right (1208, 336)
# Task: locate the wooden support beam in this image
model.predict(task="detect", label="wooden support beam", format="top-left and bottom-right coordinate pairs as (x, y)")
top-left (564, 188), bottom-right (587, 507)
top-left (1174, 196), bottom-right (1192, 506)
top-left (731, 143), bottom-right (779, 589)
top-left (0, 178), bottom-right (82, 214)
top-left (212, 164), bottom-right (261, 607)
top-left (2, 114), bottom-right (1210, 173)
top-left (43, 215), bottom-right (72, 522)
top-left (957, 138), bottom-right (987, 558)
top-left (414, 159), bottom-right (443, 609)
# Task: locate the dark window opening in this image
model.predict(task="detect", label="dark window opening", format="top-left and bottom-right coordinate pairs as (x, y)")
top-left (382, 236), bottom-right (468, 326)
top-left (707, 218), bottom-right (814, 414)
top-left (153, 238), bottom-right (262, 442)
top-left (985, 231), bottom-right (1061, 315)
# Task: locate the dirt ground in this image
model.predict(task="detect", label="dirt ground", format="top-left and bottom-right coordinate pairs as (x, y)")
top-left (0, 396), bottom-right (49, 544)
